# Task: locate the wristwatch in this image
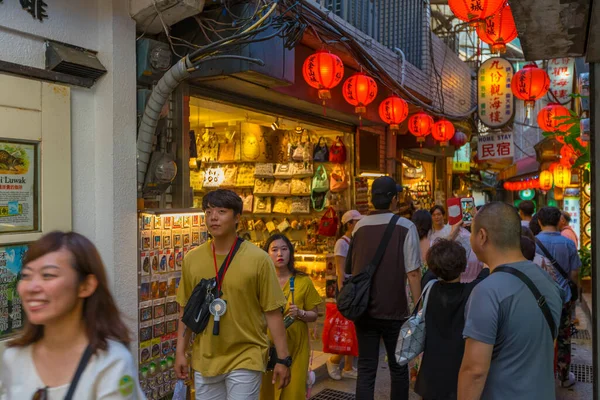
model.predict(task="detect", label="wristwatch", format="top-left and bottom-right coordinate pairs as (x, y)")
top-left (276, 356), bottom-right (293, 368)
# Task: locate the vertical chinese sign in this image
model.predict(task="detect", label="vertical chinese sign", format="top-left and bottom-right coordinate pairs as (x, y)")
top-left (0, 141), bottom-right (37, 233)
top-left (547, 58), bottom-right (575, 104)
top-left (0, 244), bottom-right (27, 338)
top-left (477, 133), bottom-right (514, 161)
top-left (478, 57), bottom-right (514, 128)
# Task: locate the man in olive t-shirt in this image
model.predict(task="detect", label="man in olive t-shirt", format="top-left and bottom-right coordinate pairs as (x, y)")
top-left (175, 190), bottom-right (289, 400)
top-left (458, 202), bottom-right (562, 400)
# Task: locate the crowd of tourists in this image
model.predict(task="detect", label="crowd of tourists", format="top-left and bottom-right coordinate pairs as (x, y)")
top-left (0, 180), bottom-right (581, 400)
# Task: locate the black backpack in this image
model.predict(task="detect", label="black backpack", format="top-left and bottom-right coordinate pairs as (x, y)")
top-left (337, 214), bottom-right (400, 321)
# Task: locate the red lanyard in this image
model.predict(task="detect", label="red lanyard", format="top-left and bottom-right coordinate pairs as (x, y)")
top-left (212, 239), bottom-right (238, 294)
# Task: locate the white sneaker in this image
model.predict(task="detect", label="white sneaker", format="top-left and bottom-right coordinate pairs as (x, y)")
top-left (341, 368), bottom-right (358, 380)
top-left (326, 359), bottom-right (341, 380)
top-left (560, 372), bottom-right (576, 388)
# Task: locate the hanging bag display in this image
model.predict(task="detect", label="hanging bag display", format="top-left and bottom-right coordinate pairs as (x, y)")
top-left (274, 163), bottom-right (293, 179)
top-left (272, 179), bottom-right (292, 196)
top-left (292, 162), bottom-right (314, 178)
top-left (291, 178), bottom-right (312, 196)
top-left (273, 197), bottom-right (293, 214)
top-left (203, 167), bottom-right (223, 188)
top-left (236, 164), bottom-right (256, 187)
top-left (337, 214), bottom-right (400, 321)
top-left (313, 137), bottom-right (329, 162)
top-left (311, 191), bottom-right (327, 212)
top-left (330, 165), bottom-right (349, 193)
top-left (220, 164), bottom-right (238, 187)
top-left (292, 144), bottom-right (305, 161)
top-left (254, 178), bottom-right (274, 195)
top-left (291, 197), bottom-right (311, 214)
top-left (242, 193), bottom-right (254, 214)
top-left (217, 139), bottom-right (239, 162)
top-left (394, 279), bottom-right (436, 366)
top-left (329, 136), bottom-right (347, 163)
top-left (318, 207), bottom-right (339, 237)
top-left (312, 164), bottom-right (330, 193)
top-left (253, 197), bottom-right (272, 214)
top-left (254, 163), bottom-right (275, 178)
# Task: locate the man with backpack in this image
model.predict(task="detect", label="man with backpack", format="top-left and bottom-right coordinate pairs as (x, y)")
top-left (344, 176), bottom-right (422, 400)
top-left (535, 206), bottom-right (581, 388)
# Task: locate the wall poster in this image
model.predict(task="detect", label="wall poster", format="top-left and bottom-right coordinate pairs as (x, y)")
top-left (0, 141), bottom-right (37, 233)
top-left (0, 244), bottom-right (27, 339)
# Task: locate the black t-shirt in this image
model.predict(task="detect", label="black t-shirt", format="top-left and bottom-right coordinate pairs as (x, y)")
top-left (415, 268), bottom-right (490, 399)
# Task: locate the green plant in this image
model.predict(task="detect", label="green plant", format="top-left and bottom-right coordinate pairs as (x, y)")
top-left (579, 247), bottom-right (591, 278)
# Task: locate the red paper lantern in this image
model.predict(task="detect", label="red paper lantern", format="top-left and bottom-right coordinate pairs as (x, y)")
top-left (537, 103), bottom-right (573, 133)
top-left (548, 162), bottom-right (560, 173)
top-left (431, 119), bottom-right (456, 147)
top-left (476, 4), bottom-right (518, 53)
top-left (408, 112), bottom-right (433, 143)
top-left (450, 131), bottom-right (468, 148)
top-left (302, 50), bottom-right (344, 101)
top-left (539, 171), bottom-right (553, 191)
top-left (378, 95), bottom-right (409, 132)
top-left (511, 63), bottom-right (550, 110)
top-left (343, 72), bottom-right (378, 114)
top-left (449, 0), bottom-right (504, 25)
top-left (503, 182), bottom-right (510, 190)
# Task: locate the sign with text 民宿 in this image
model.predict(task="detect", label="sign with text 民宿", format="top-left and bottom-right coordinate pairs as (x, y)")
top-left (478, 57), bottom-right (514, 129)
top-left (477, 133), bottom-right (514, 161)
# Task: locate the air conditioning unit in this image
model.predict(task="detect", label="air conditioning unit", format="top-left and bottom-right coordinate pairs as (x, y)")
top-left (130, 0), bottom-right (205, 35)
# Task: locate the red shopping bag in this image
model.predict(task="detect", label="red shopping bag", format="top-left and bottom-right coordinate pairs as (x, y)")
top-left (322, 303), bottom-right (359, 356)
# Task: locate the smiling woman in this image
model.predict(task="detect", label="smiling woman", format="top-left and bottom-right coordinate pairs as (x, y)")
top-left (0, 231), bottom-right (145, 400)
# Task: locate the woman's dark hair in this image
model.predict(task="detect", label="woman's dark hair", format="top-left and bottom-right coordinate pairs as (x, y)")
top-left (529, 214), bottom-right (541, 236)
top-left (520, 236), bottom-right (536, 261)
top-left (9, 231), bottom-right (130, 352)
top-left (411, 210), bottom-right (432, 240)
top-left (430, 205), bottom-right (446, 216)
top-left (521, 226), bottom-right (535, 241)
top-left (426, 239), bottom-right (467, 281)
top-left (263, 234), bottom-right (306, 276)
top-left (202, 189), bottom-right (243, 215)
top-left (337, 221), bottom-right (353, 240)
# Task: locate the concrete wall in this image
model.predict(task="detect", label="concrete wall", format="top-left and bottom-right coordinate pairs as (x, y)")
top-left (0, 0), bottom-right (138, 351)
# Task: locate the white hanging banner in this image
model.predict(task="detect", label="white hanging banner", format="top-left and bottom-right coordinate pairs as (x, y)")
top-left (547, 58), bottom-right (575, 104)
top-left (477, 133), bottom-right (514, 161)
top-left (478, 57), bottom-right (514, 129)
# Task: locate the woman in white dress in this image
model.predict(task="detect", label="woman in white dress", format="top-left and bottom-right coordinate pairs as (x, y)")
top-left (0, 231), bottom-right (144, 400)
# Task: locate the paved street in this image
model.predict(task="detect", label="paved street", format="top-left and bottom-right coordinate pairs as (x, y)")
top-left (311, 303), bottom-right (593, 400)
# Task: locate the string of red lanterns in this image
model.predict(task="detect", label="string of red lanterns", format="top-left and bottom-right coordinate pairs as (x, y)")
top-left (448, 0), bottom-right (504, 27)
top-left (511, 63), bottom-right (551, 115)
top-left (378, 95), bottom-right (409, 134)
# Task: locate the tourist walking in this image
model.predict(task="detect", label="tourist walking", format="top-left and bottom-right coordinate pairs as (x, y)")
top-left (458, 202), bottom-right (562, 400)
top-left (0, 231), bottom-right (144, 399)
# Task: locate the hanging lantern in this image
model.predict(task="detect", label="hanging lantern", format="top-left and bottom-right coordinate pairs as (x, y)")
top-left (342, 72), bottom-right (378, 114)
top-left (302, 50), bottom-right (344, 101)
top-left (511, 63), bottom-right (550, 115)
top-left (553, 164), bottom-right (572, 188)
top-left (532, 179), bottom-right (540, 189)
top-left (503, 182), bottom-right (511, 190)
top-left (450, 131), bottom-right (468, 148)
top-left (408, 112), bottom-right (433, 144)
top-left (476, 4), bottom-right (518, 54)
top-left (537, 103), bottom-right (573, 133)
top-left (548, 162), bottom-right (560, 173)
top-left (378, 95), bottom-right (409, 133)
top-left (560, 144), bottom-right (577, 166)
top-left (431, 119), bottom-right (456, 147)
top-left (449, 0), bottom-right (504, 26)
top-left (539, 171), bottom-right (553, 191)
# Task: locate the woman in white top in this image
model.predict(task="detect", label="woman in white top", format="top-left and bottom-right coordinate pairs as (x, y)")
top-left (325, 210), bottom-right (363, 381)
top-left (0, 231), bottom-right (144, 400)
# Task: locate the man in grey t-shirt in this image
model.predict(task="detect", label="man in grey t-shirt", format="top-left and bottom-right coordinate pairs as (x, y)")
top-left (458, 202), bottom-right (562, 400)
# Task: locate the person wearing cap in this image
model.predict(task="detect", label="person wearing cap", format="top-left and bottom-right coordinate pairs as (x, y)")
top-left (325, 210), bottom-right (363, 381)
top-left (346, 176), bottom-right (422, 400)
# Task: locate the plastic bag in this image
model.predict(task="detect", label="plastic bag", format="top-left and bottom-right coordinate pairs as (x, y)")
top-left (172, 380), bottom-right (187, 400)
top-left (322, 303), bottom-right (358, 356)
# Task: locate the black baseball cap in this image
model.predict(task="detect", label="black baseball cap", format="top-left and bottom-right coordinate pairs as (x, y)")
top-left (371, 176), bottom-right (402, 201)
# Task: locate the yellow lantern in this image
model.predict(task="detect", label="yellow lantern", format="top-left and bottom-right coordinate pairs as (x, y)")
top-left (553, 164), bottom-right (572, 188)
top-left (539, 170), bottom-right (553, 191)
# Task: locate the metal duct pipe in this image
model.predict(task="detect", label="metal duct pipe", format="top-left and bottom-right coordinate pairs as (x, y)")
top-left (136, 57), bottom-right (191, 192)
